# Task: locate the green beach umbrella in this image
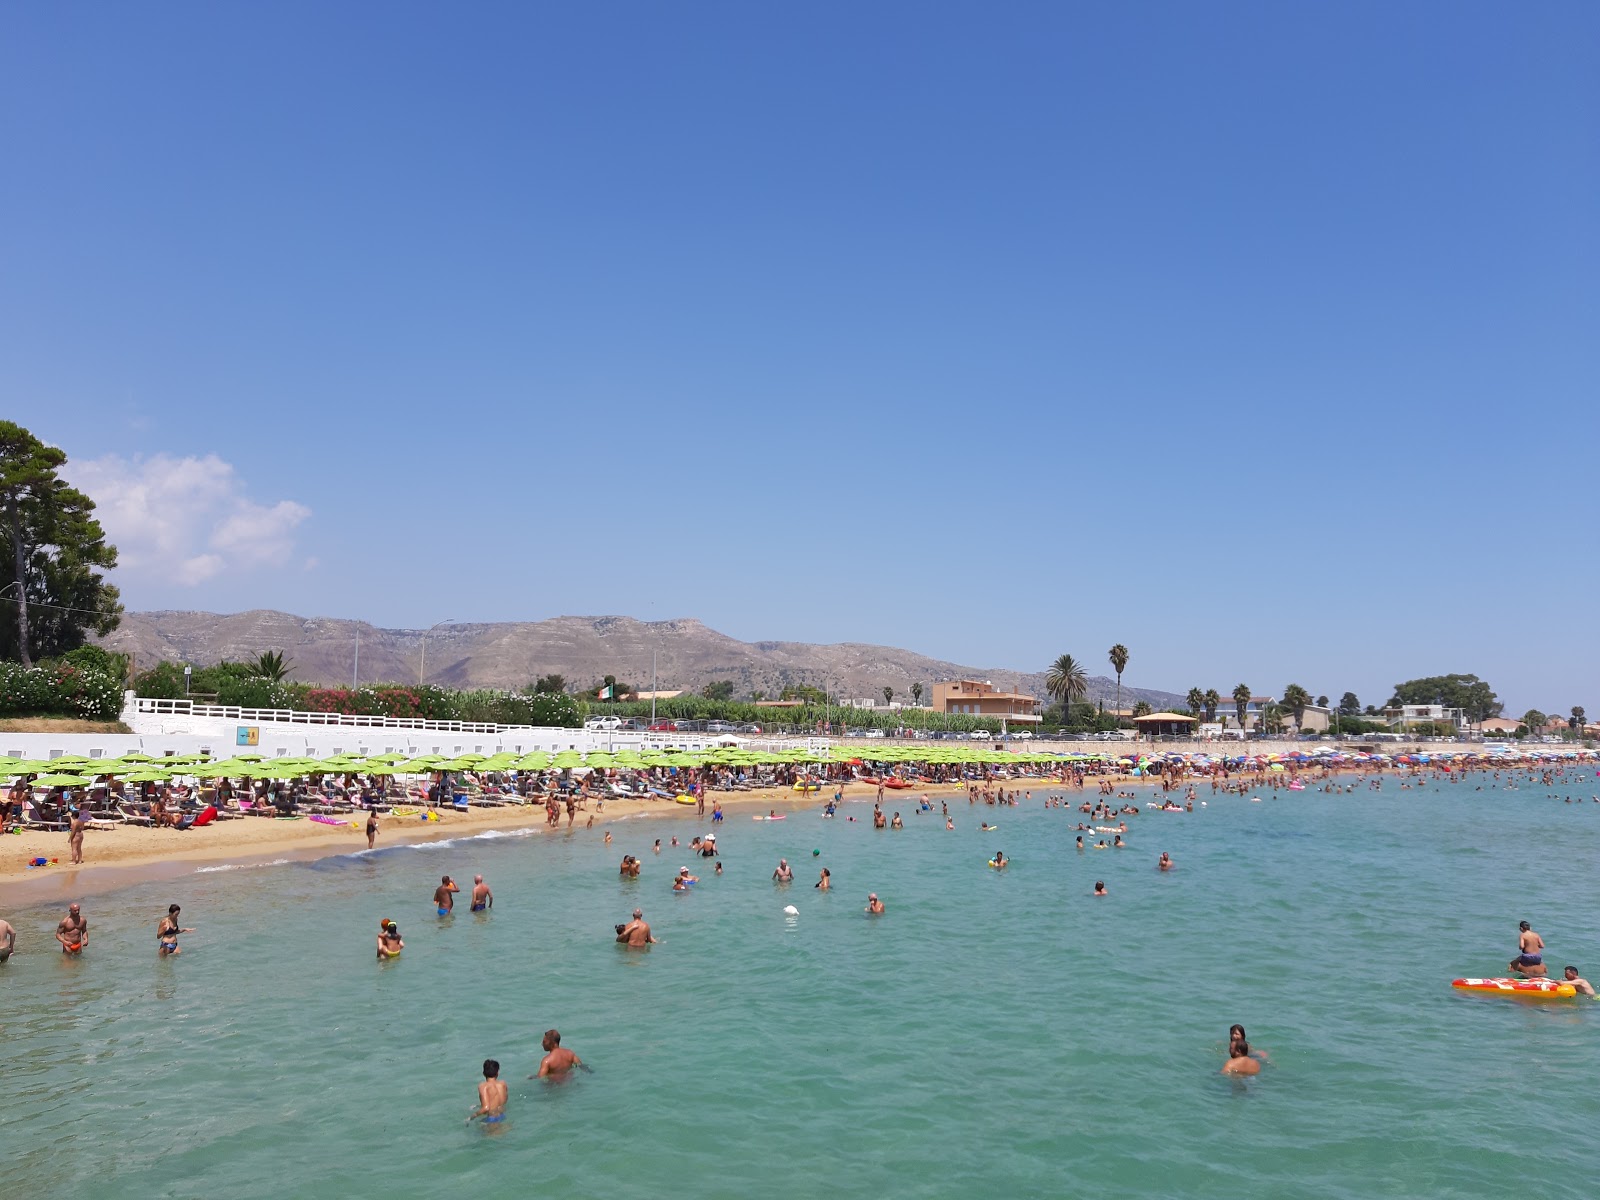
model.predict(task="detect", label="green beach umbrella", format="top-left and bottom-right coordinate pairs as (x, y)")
top-left (32, 774), bottom-right (90, 787)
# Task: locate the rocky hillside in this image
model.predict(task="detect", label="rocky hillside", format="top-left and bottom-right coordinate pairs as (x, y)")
top-left (101, 610), bottom-right (1184, 709)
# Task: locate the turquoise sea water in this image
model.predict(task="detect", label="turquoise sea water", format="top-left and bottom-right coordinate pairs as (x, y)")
top-left (3, 772), bottom-right (1599, 1199)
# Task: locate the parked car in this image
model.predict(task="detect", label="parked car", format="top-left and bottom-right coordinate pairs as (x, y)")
top-left (968, 729), bottom-right (992, 740)
top-left (864, 729), bottom-right (886, 738)
top-left (1011, 730), bottom-right (1034, 740)
top-left (739, 724), bottom-right (762, 734)
top-left (648, 721), bottom-right (677, 733)
top-left (584, 716), bottom-right (621, 731)
top-left (706, 721), bottom-right (734, 732)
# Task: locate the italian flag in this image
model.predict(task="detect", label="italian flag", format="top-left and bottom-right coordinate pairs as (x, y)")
top-left (597, 685), bottom-right (613, 700)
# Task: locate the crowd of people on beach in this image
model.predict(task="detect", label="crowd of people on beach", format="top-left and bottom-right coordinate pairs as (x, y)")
top-left (4, 755), bottom-right (1597, 1120)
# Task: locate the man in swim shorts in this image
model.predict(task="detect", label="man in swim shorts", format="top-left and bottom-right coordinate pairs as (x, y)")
top-left (865, 893), bottom-right (884, 915)
top-left (56, 904), bottom-right (88, 953)
top-left (617, 908), bottom-right (655, 946)
top-left (434, 875), bottom-right (459, 916)
top-left (1510, 920), bottom-right (1546, 978)
top-left (471, 1059), bottom-right (508, 1122)
top-left (772, 858), bottom-right (793, 882)
top-left (0, 917), bottom-right (15, 962)
top-left (470, 875), bottom-right (493, 912)
top-left (535, 1029), bottom-right (583, 1077)
top-left (1562, 966), bottom-right (1595, 997)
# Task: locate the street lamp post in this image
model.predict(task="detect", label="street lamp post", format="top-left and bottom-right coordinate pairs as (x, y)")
top-left (419, 619), bottom-right (459, 686)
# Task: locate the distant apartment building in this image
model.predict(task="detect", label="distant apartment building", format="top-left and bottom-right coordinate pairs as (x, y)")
top-left (931, 679), bottom-right (1042, 724)
top-left (1382, 703), bottom-right (1466, 732)
top-left (1218, 695), bottom-right (1275, 733)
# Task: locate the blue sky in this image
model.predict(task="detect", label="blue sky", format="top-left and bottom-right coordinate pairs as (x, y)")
top-left (2, 3), bottom-right (1594, 714)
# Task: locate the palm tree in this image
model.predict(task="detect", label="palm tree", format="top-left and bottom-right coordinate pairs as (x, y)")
top-left (910, 682), bottom-right (923, 707)
top-left (1045, 654), bottom-right (1090, 721)
top-left (882, 686), bottom-right (894, 707)
top-left (1261, 701), bottom-right (1286, 735)
top-left (1108, 644), bottom-right (1129, 719)
top-left (1185, 687), bottom-right (1204, 716)
top-left (1281, 683), bottom-right (1312, 732)
top-left (251, 650), bottom-right (292, 681)
top-left (1521, 709), bottom-right (1546, 735)
top-left (1232, 683), bottom-right (1251, 732)
top-left (1571, 705), bottom-right (1587, 732)
top-left (1203, 688), bottom-right (1220, 723)
top-left (1130, 699), bottom-right (1153, 718)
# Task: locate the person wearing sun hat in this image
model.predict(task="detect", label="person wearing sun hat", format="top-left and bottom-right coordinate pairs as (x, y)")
top-left (700, 833), bottom-right (718, 858)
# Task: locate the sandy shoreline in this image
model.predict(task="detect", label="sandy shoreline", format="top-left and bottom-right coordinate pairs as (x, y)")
top-left (0, 779), bottom-right (1002, 905)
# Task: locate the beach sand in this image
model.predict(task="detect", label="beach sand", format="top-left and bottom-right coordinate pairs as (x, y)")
top-left (1, 777), bottom-right (1040, 901)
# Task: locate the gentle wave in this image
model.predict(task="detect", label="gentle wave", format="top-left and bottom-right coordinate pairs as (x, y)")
top-left (193, 858), bottom-right (291, 874)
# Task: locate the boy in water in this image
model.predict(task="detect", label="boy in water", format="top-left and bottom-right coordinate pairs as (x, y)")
top-left (470, 1059), bottom-right (508, 1122)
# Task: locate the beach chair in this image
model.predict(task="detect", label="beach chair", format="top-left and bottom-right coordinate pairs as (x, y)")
top-left (21, 800), bottom-right (69, 832)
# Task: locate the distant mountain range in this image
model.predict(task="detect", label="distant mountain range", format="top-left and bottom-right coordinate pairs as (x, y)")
top-left (101, 610), bottom-right (1186, 710)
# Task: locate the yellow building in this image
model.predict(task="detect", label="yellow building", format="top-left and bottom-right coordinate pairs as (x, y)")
top-left (931, 679), bottom-right (1042, 724)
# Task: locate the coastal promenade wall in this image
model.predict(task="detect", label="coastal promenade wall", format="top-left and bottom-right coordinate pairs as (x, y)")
top-left (0, 696), bottom-right (729, 762)
top-left (5, 709), bottom-right (1491, 768)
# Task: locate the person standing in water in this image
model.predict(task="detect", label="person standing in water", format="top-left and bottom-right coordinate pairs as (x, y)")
top-left (772, 858), bottom-right (793, 882)
top-left (365, 809), bottom-right (378, 850)
top-left (815, 867), bottom-right (831, 890)
top-left (157, 904), bottom-right (194, 956)
top-left (865, 893), bottom-right (885, 914)
top-left (377, 920), bottom-right (404, 960)
top-left (0, 917), bottom-right (15, 963)
top-left (535, 1029), bottom-right (585, 1077)
top-left (434, 875), bottom-right (460, 916)
top-left (470, 875), bottom-right (493, 912)
top-left (470, 1059), bottom-right (508, 1122)
top-left (1222, 1043), bottom-right (1261, 1075)
top-left (617, 909), bottom-right (656, 946)
top-left (56, 904), bottom-right (88, 954)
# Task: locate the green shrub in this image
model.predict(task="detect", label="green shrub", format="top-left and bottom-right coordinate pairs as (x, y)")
top-left (0, 661), bottom-right (122, 720)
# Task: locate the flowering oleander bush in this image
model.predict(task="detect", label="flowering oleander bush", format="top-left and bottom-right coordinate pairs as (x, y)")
top-left (0, 661), bottom-right (122, 721)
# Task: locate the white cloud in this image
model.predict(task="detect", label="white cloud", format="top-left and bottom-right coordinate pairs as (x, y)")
top-left (67, 453), bottom-right (312, 587)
